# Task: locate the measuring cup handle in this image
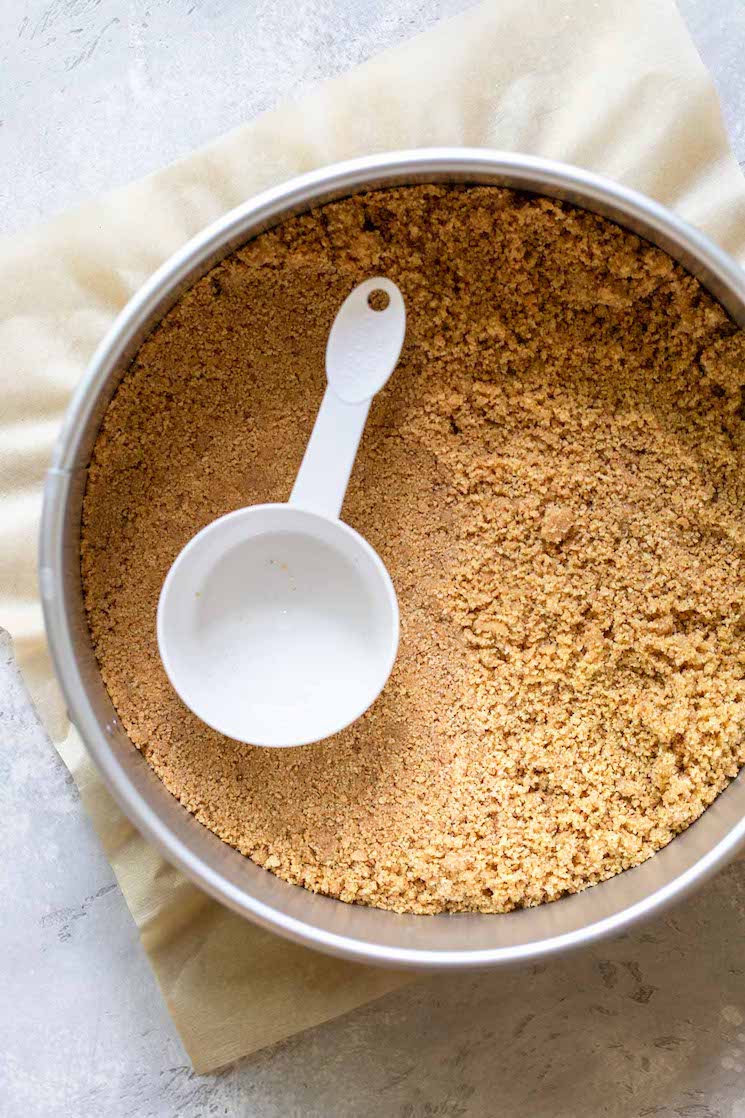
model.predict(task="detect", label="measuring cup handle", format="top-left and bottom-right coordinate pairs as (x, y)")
top-left (289, 387), bottom-right (371, 520)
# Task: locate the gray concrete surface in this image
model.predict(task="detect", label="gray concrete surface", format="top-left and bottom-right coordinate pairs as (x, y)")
top-left (2, 1), bottom-right (745, 1115)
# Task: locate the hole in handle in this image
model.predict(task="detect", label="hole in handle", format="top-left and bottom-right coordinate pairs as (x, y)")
top-left (367, 288), bottom-right (390, 312)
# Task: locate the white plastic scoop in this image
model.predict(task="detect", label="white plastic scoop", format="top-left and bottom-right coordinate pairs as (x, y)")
top-left (157, 278), bottom-right (405, 747)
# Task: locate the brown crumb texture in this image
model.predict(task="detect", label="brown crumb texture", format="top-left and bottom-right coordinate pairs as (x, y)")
top-left (80, 185), bottom-right (745, 914)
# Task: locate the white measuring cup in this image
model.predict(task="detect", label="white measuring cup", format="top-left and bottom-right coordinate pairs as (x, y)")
top-left (157, 278), bottom-right (406, 747)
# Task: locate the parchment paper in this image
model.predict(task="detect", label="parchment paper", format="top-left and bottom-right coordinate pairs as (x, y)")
top-left (2, 0), bottom-right (745, 1074)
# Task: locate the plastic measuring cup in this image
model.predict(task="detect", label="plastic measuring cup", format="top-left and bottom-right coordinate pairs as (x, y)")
top-left (157, 278), bottom-right (406, 747)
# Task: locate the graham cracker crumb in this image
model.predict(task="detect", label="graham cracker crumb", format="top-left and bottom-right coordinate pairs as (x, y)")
top-left (540, 503), bottom-right (575, 546)
top-left (80, 185), bottom-right (745, 915)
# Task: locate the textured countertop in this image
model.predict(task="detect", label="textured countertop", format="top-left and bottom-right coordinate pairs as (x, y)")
top-left (3, 2), bottom-right (745, 1115)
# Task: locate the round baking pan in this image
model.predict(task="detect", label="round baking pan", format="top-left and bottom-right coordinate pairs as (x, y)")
top-left (39, 149), bottom-right (745, 969)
